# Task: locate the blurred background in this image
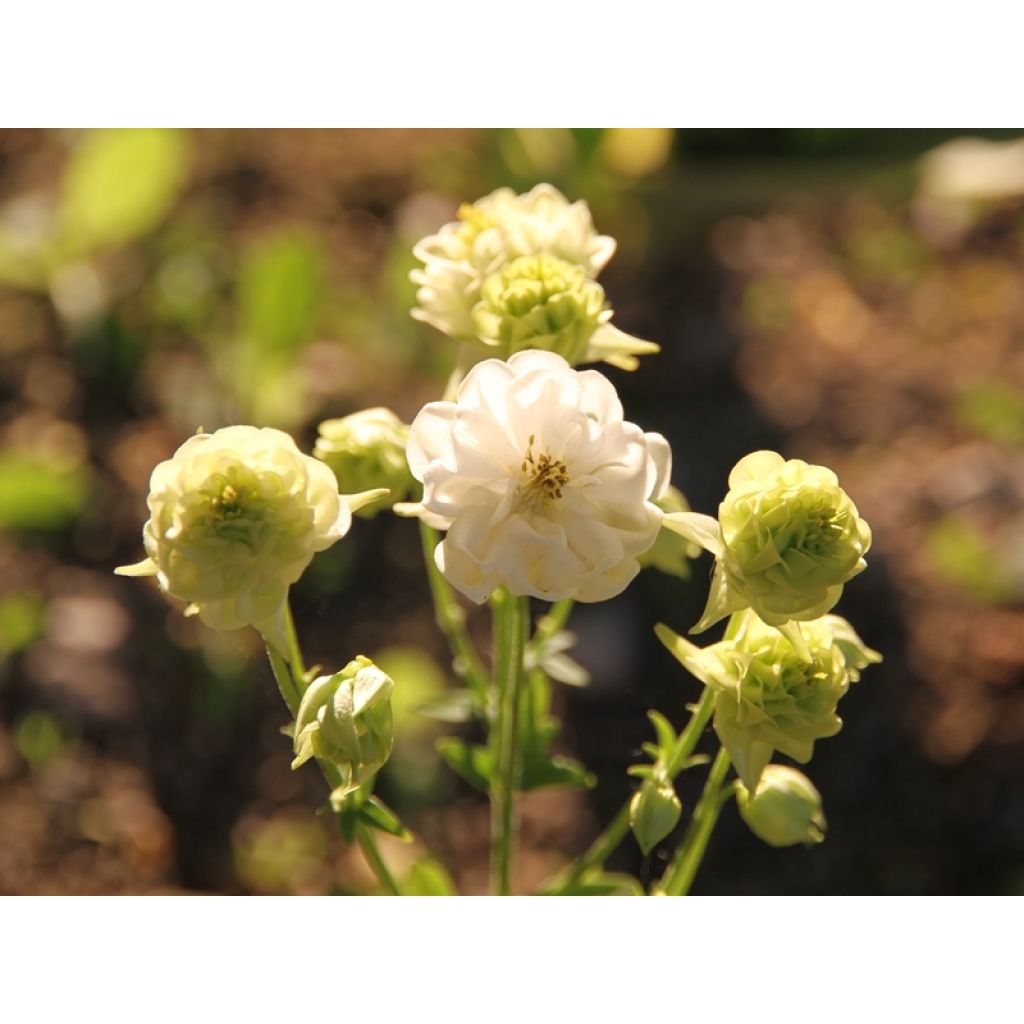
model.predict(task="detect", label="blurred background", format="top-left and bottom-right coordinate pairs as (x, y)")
top-left (1, 127), bottom-right (1022, 895)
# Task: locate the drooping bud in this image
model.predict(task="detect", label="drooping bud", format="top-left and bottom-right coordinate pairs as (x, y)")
top-left (630, 774), bottom-right (682, 855)
top-left (737, 764), bottom-right (827, 847)
top-left (292, 656), bottom-right (395, 804)
top-left (314, 408), bottom-right (412, 517)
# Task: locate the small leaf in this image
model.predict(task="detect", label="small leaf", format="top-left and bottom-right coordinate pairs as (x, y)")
top-left (521, 755), bottom-right (596, 792)
top-left (647, 710), bottom-right (678, 753)
top-left (416, 690), bottom-right (479, 723)
top-left (436, 738), bottom-right (493, 791)
top-left (404, 858), bottom-right (458, 896)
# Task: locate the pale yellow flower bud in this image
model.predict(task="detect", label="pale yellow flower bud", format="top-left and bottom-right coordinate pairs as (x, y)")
top-left (314, 408), bottom-right (412, 517)
top-left (292, 656), bottom-right (395, 803)
top-left (737, 764), bottom-right (827, 847)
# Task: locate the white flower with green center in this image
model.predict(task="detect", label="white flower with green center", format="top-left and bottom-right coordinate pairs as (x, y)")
top-left (411, 184), bottom-right (658, 371)
top-left (116, 425), bottom-right (384, 641)
top-left (656, 611), bottom-right (881, 789)
top-left (663, 451), bottom-right (872, 642)
top-left (398, 350), bottom-right (671, 603)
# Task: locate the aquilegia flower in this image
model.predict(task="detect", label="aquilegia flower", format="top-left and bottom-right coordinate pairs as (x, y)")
top-left (116, 425), bottom-right (384, 641)
top-left (398, 350), bottom-right (671, 603)
top-left (411, 184), bottom-right (658, 370)
top-left (662, 450), bottom-right (872, 636)
top-left (656, 610), bottom-right (880, 789)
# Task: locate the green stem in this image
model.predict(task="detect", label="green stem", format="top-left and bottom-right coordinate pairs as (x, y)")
top-left (553, 683), bottom-right (716, 890)
top-left (283, 602), bottom-right (307, 689)
top-left (530, 599), bottom-right (574, 649)
top-left (267, 645), bottom-right (301, 716)
top-left (356, 822), bottom-right (401, 896)
top-left (660, 746), bottom-right (734, 896)
top-left (489, 589), bottom-right (529, 895)
top-left (419, 520), bottom-right (489, 700)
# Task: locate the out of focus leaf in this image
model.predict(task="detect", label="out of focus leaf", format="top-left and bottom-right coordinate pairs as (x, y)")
top-left (0, 592), bottom-right (45, 656)
top-left (436, 738), bottom-right (492, 791)
top-left (57, 129), bottom-right (188, 255)
top-left (926, 516), bottom-right (1012, 604)
top-left (13, 711), bottom-right (66, 767)
top-left (360, 796), bottom-right (412, 841)
top-left (404, 857), bottom-right (457, 896)
top-left (0, 454), bottom-right (89, 531)
top-left (957, 381), bottom-right (1024, 448)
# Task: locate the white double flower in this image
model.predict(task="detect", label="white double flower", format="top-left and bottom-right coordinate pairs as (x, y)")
top-left (400, 350), bottom-right (671, 604)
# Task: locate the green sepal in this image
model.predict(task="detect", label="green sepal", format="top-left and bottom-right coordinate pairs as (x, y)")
top-left (416, 690), bottom-right (480, 723)
top-left (359, 795), bottom-right (412, 841)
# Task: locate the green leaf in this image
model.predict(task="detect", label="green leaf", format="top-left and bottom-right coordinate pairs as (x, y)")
top-left (521, 754), bottom-right (596, 792)
top-left (359, 796), bottom-right (412, 841)
top-left (416, 690), bottom-right (479, 723)
top-left (436, 738), bottom-right (493, 791)
top-left (541, 869), bottom-right (643, 896)
top-left (403, 858), bottom-right (458, 896)
top-left (58, 129), bottom-right (188, 255)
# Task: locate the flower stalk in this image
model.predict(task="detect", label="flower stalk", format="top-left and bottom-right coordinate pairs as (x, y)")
top-left (489, 588), bottom-right (529, 895)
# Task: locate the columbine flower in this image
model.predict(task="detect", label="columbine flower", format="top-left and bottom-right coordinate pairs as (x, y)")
top-left (662, 451), bottom-right (872, 640)
top-left (737, 764), bottom-right (827, 848)
top-left (656, 610), bottom-right (880, 789)
top-left (314, 407), bottom-right (413, 517)
top-left (115, 425), bottom-right (384, 642)
top-left (398, 350), bottom-right (671, 604)
top-left (292, 656), bottom-right (395, 805)
top-left (411, 183), bottom-right (657, 371)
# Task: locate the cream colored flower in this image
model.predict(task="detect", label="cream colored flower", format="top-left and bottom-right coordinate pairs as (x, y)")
top-left (411, 184), bottom-right (657, 370)
top-left (399, 350), bottom-right (671, 603)
top-left (656, 610), bottom-right (880, 789)
top-left (663, 451), bottom-right (872, 639)
top-left (116, 425), bottom-right (383, 639)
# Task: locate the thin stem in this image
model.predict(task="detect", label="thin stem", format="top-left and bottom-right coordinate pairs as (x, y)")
top-left (552, 683), bottom-right (716, 891)
top-left (419, 520), bottom-right (489, 700)
top-left (356, 822), bottom-right (401, 896)
top-left (489, 589), bottom-right (529, 895)
top-left (530, 599), bottom-right (574, 649)
top-left (267, 645), bottom-right (301, 716)
top-left (660, 746), bottom-right (734, 896)
top-left (283, 601), bottom-right (307, 691)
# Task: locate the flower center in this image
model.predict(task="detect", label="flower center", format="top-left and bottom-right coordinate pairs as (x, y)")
top-left (794, 501), bottom-right (846, 555)
top-left (518, 434), bottom-right (569, 510)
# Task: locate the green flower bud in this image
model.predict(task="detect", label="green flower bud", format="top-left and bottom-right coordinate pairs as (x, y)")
top-left (314, 408), bottom-right (412, 517)
top-left (292, 656), bottom-right (395, 802)
top-left (640, 486), bottom-right (701, 579)
top-left (664, 451), bottom-right (872, 634)
top-left (472, 254), bottom-right (607, 365)
top-left (630, 775), bottom-right (682, 855)
top-left (737, 764), bottom-right (826, 847)
top-left (655, 611), bottom-right (880, 790)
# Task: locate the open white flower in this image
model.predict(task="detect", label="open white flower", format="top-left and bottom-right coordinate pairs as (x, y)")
top-left (399, 350), bottom-right (671, 603)
top-left (411, 184), bottom-right (657, 371)
top-left (116, 425), bottom-right (385, 642)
